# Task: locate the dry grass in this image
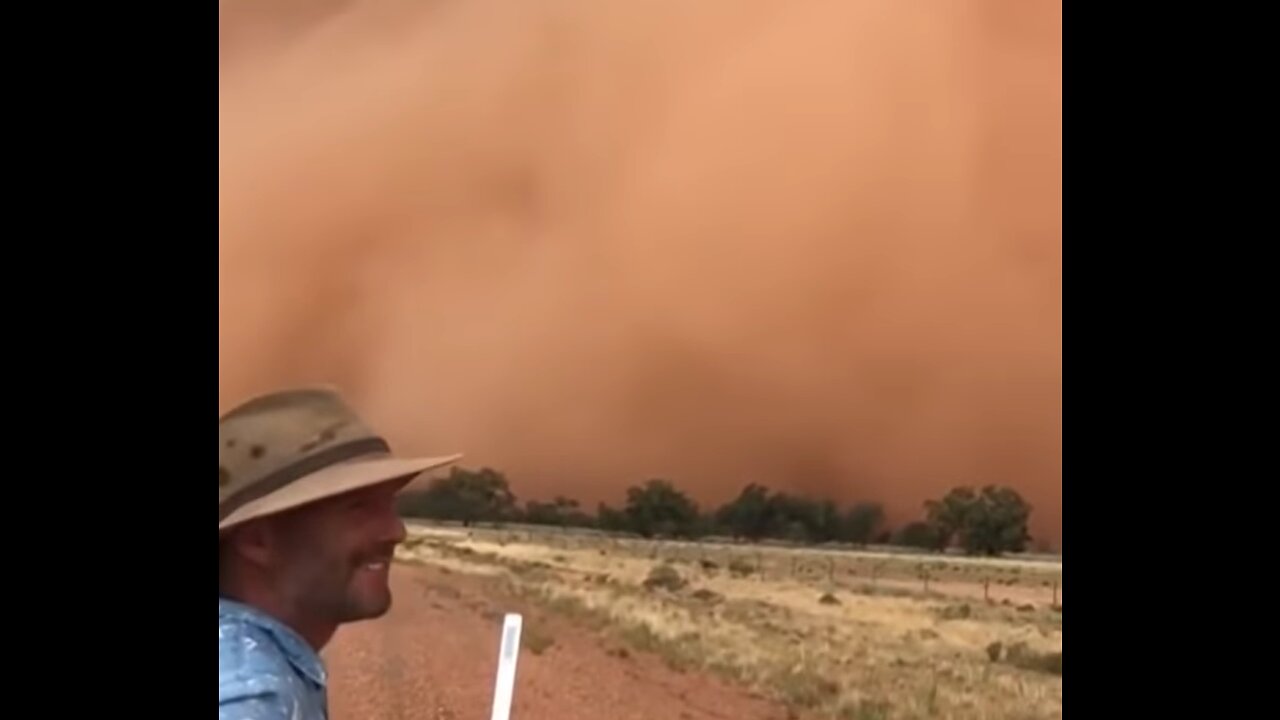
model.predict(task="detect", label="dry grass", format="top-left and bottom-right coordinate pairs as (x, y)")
top-left (398, 525), bottom-right (1062, 719)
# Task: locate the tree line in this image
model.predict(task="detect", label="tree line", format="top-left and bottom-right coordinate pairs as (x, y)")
top-left (395, 467), bottom-right (1038, 556)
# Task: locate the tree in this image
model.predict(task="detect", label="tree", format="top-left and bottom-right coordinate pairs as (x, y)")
top-left (764, 492), bottom-right (817, 542)
top-left (715, 488), bottom-right (855, 544)
top-left (844, 503), bottom-right (886, 546)
top-left (556, 497), bottom-right (596, 528)
top-left (923, 486), bottom-right (977, 549)
top-left (686, 512), bottom-right (718, 540)
top-left (522, 500), bottom-right (558, 526)
top-left (895, 521), bottom-right (944, 551)
top-left (714, 484), bottom-right (773, 541)
top-left (523, 496), bottom-right (593, 528)
top-left (622, 479), bottom-right (701, 538)
top-left (596, 502), bottom-right (629, 533)
top-left (924, 485), bottom-right (1033, 556)
top-left (961, 486), bottom-right (1033, 556)
top-left (808, 499), bottom-right (844, 543)
top-left (397, 467), bottom-right (517, 526)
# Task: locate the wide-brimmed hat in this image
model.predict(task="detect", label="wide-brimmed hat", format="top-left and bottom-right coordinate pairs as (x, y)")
top-left (219, 386), bottom-right (461, 533)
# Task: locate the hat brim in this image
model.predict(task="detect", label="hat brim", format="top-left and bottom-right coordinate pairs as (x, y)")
top-left (218, 453), bottom-right (462, 533)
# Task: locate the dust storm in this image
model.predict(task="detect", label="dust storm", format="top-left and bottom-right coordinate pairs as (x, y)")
top-left (219, 1), bottom-right (1062, 542)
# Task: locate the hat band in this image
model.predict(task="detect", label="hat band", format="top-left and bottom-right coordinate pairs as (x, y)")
top-left (219, 436), bottom-right (392, 522)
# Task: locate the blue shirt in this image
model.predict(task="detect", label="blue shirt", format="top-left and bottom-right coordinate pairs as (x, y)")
top-left (219, 598), bottom-right (329, 720)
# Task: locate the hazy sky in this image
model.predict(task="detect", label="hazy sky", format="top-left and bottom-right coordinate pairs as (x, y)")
top-left (220, 0), bottom-right (1062, 543)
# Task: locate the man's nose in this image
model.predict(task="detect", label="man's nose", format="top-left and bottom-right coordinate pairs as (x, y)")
top-left (380, 509), bottom-right (407, 544)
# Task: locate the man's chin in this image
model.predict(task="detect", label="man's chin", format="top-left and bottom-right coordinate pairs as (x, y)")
top-left (342, 566), bottom-right (394, 621)
top-left (341, 593), bottom-right (393, 623)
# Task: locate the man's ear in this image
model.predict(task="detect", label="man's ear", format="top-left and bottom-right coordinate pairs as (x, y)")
top-left (225, 520), bottom-right (274, 568)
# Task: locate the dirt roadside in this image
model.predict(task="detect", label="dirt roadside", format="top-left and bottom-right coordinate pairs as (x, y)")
top-left (324, 562), bottom-right (798, 720)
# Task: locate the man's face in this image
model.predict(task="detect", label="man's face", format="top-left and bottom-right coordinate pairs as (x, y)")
top-left (266, 481), bottom-right (408, 624)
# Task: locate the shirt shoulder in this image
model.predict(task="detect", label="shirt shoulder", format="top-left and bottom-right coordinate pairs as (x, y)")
top-left (219, 614), bottom-right (314, 720)
top-left (220, 614), bottom-right (294, 679)
top-left (218, 673), bottom-right (300, 720)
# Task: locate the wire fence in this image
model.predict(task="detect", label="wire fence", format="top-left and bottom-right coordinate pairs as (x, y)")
top-left (407, 519), bottom-right (1062, 608)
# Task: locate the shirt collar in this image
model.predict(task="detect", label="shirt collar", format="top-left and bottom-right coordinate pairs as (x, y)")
top-left (219, 597), bottom-right (327, 686)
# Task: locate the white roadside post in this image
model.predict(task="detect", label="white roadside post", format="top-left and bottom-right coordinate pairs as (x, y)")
top-left (489, 613), bottom-right (524, 720)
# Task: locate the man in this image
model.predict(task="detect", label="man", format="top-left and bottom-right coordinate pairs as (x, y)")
top-left (218, 387), bottom-right (461, 719)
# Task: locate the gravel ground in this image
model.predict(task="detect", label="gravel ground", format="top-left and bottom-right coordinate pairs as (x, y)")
top-left (324, 562), bottom-right (796, 720)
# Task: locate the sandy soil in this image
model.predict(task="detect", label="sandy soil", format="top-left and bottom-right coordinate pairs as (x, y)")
top-left (324, 561), bottom-right (799, 720)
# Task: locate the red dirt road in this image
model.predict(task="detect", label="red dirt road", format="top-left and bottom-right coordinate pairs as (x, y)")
top-left (324, 562), bottom-right (795, 720)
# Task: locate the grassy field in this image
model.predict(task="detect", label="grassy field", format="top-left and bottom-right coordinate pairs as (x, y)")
top-left (396, 523), bottom-right (1062, 720)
